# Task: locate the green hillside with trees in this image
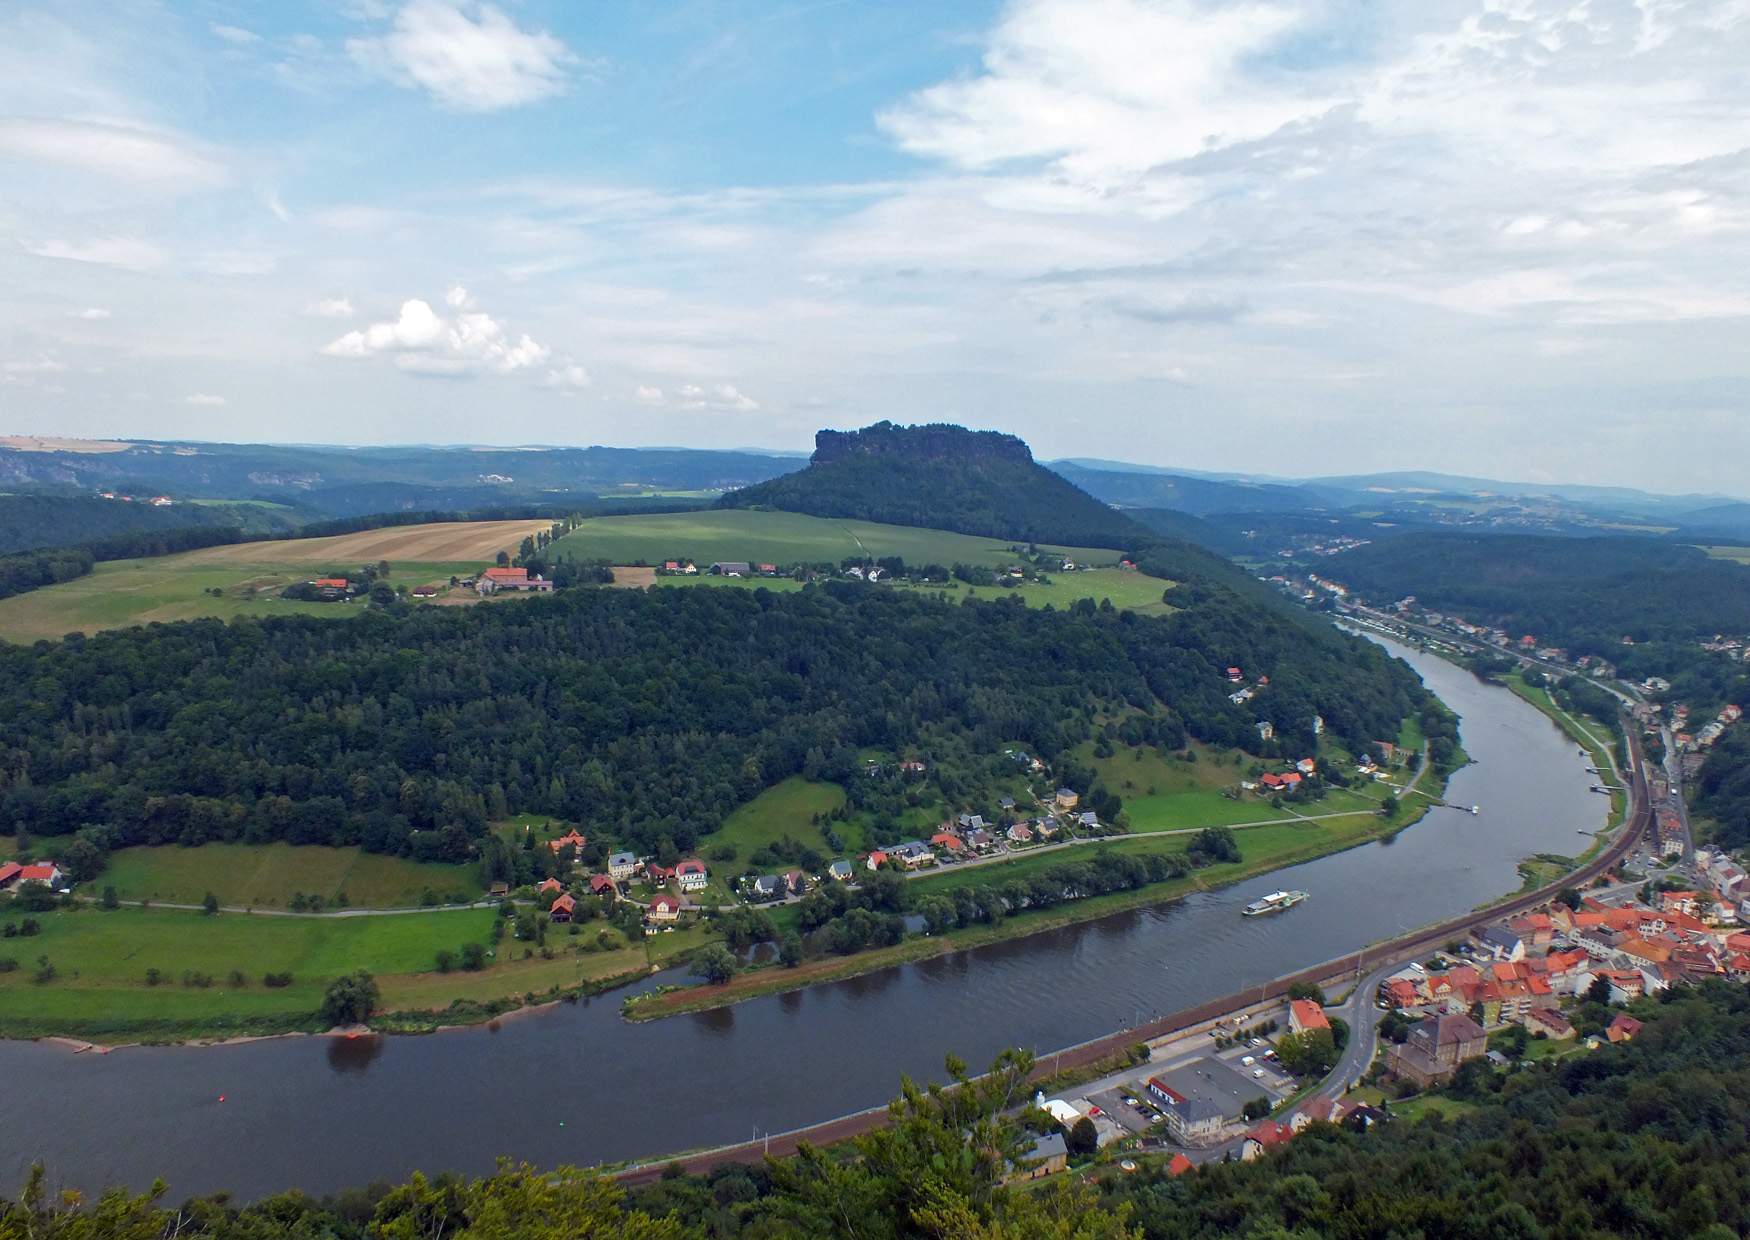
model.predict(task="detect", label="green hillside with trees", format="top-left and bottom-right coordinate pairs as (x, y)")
top-left (0, 577), bottom-right (1425, 881)
top-left (718, 422), bottom-right (1149, 550)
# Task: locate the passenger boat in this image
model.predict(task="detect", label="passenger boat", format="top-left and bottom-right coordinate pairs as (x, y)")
top-left (1242, 889), bottom-right (1308, 917)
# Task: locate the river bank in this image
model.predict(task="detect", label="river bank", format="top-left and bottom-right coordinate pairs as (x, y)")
top-left (624, 786), bottom-right (1443, 1022)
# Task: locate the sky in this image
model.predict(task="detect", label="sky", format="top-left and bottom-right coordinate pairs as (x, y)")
top-left (2, 0), bottom-right (1748, 491)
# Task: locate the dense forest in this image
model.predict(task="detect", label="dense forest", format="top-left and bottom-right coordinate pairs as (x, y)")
top-left (719, 422), bottom-right (1150, 551)
top-left (0, 580), bottom-right (1424, 869)
top-left (1319, 533), bottom-right (1750, 655)
top-left (7, 981), bottom-right (1746, 1237)
top-left (1695, 725), bottom-right (1750, 851)
top-left (0, 492), bottom-right (297, 555)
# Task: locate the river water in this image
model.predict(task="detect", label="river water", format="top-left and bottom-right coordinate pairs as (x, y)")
top-left (0, 636), bottom-right (1603, 1199)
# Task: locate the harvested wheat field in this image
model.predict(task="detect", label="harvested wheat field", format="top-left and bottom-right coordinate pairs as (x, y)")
top-left (0, 519), bottom-right (552, 643)
top-left (182, 519), bottom-right (552, 565)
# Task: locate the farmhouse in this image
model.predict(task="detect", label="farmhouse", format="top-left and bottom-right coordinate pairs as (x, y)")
top-left (0, 861), bottom-right (63, 891)
top-left (313, 577), bottom-right (350, 600)
top-left (709, 562), bottom-right (751, 577)
top-left (548, 830), bottom-right (588, 857)
top-left (476, 566), bottom-right (554, 595)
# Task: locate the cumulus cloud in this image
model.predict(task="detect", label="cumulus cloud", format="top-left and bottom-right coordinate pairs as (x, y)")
top-left (543, 364), bottom-right (591, 390)
top-left (321, 286), bottom-right (550, 376)
top-left (348, 0), bottom-right (573, 111)
top-left (70, 308), bottom-right (111, 321)
top-left (675, 382), bottom-right (760, 412)
top-left (634, 385), bottom-right (664, 404)
top-left (304, 296), bottom-right (356, 319)
top-left (185, 393), bottom-right (227, 406)
top-left (0, 118), bottom-right (227, 190)
top-left (210, 23), bottom-right (260, 46)
top-left (20, 237), bottom-right (166, 271)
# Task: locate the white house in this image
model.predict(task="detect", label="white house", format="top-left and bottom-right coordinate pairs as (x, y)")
top-left (675, 859), bottom-right (709, 892)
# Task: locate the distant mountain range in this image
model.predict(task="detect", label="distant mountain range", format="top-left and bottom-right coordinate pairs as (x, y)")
top-left (5, 434), bottom-right (1743, 546)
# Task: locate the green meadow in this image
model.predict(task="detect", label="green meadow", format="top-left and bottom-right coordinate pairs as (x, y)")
top-left (550, 508), bottom-right (1124, 569)
top-left (101, 843), bottom-right (484, 909)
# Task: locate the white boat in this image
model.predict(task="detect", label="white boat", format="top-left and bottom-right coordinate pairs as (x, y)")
top-left (1242, 890), bottom-right (1308, 917)
top-left (1470, 805), bottom-right (1479, 815)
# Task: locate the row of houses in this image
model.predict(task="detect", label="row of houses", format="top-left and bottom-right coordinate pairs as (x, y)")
top-left (476, 566), bottom-right (554, 595)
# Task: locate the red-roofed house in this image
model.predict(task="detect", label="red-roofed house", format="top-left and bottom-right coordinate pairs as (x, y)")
top-left (0, 863), bottom-right (20, 889)
top-left (1166, 1153), bottom-right (1195, 1177)
top-left (674, 859), bottom-right (709, 892)
top-left (931, 831), bottom-right (965, 853)
top-left (6, 862), bottom-right (62, 890)
top-left (477, 566), bottom-right (554, 595)
top-left (549, 893), bottom-right (577, 923)
top-left (1385, 978), bottom-right (1422, 1009)
top-left (1241, 1121), bottom-right (1295, 1161)
top-left (547, 829), bottom-right (588, 856)
top-left (588, 874), bottom-right (616, 897)
top-left (537, 877), bottom-right (563, 895)
top-left (647, 893), bottom-right (682, 923)
top-left (1607, 1013), bottom-right (1643, 1043)
top-left (1288, 999), bottom-right (1330, 1035)
top-left (865, 850), bottom-right (889, 872)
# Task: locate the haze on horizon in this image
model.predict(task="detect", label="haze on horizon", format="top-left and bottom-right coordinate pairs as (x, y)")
top-left (3, 0), bottom-right (1747, 493)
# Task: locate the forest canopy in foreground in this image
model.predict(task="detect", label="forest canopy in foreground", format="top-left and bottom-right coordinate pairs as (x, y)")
top-left (0, 579), bottom-right (1423, 864)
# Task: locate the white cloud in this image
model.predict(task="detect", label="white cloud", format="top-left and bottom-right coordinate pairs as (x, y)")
top-left (210, 23), bottom-right (260, 46)
top-left (20, 237), bottom-right (166, 271)
top-left (635, 384), bottom-right (664, 404)
top-left (673, 381), bottom-right (760, 412)
top-left (70, 308), bottom-right (111, 321)
top-left (543, 364), bottom-right (591, 390)
top-left (348, 0), bottom-right (573, 111)
top-left (304, 297), bottom-right (356, 319)
top-left (185, 393), bottom-right (227, 406)
top-left (0, 118), bottom-right (227, 190)
top-left (322, 288), bottom-right (550, 376)
top-left (2, 355), bottom-right (68, 376)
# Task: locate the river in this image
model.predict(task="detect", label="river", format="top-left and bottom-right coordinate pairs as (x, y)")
top-left (0, 636), bottom-right (1603, 1199)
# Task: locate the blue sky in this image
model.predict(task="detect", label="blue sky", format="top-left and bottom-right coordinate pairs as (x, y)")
top-left (3, 0), bottom-right (1748, 491)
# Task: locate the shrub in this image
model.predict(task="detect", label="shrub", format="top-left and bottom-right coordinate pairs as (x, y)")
top-left (0, 958), bottom-right (16, 974)
top-left (144, 968), bottom-right (163, 986)
top-left (263, 971), bottom-right (294, 988)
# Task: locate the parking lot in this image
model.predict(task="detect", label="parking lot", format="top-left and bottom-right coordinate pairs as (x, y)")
top-left (1082, 1042), bottom-right (1295, 1136)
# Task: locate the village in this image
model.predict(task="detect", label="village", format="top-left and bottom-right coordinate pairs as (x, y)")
top-left (1016, 842), bottom-right (1750, 1180)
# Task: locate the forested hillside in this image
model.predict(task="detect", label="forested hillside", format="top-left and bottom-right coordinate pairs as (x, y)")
top-left (0, 492), bottom-right (296, 554)
top-left (1320, 533), bottom-right (1750, 653)
top-left (0, 581), bottom-right (1423, 865)
top-left (719, 422), bottom-right (1149, 550)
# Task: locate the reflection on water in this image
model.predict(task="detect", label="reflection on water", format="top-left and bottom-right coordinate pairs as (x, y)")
top-left (0, 633), bottom-right (1606, 1201)
top-left (325, 1034), bottom-right (385, 1074)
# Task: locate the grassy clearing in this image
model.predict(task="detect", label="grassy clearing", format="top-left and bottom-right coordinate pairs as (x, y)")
top-left (550, 509), bottom-right (1122, 570)
top-left (0, 556), bottom-right (481, 642)
top-left (0, 519), bottom-right (547, 642)
top-left (651, 567), bottom-right (1176, 617)
top-left (101, 843), bottom-right (483, 909)
top-left (1701, 545), bottom-right (1750, 566)
top-left (1391, 1094), bottom-right (1479, 1123)
top-left (704, 777), bottom-right (852, 863)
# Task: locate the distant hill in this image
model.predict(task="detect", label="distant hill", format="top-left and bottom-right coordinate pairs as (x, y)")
top-left (718, 422), bottom-right (1149, 550)
top-left (0, 492), bottom-right (299, 555)
top-left (1051, 462), bottom-right (1327, 516)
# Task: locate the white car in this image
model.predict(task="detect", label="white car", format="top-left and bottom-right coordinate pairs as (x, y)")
top-left (1241, 1055), bottom-right (1256, 1067)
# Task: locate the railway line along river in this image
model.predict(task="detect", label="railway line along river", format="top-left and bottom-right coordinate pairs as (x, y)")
top-left (0, 636), bottom-right (1605, 1199)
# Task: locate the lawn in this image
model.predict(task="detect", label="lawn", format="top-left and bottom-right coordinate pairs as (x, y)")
top-left (101, 843), bottom-right (484, 909)
top-left (549, 509), bottom-right (1123, 570)
top-left (0, 519), bottom-right (549, 642)
top-left (703, 777), bottom-right (855, 863)
top-left (1391, 1093), bottom-right (1479, 1123)
top-left (1070, 740), bottom-right (1391, 833)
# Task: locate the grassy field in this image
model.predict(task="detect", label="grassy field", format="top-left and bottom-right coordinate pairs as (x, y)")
top-left (101, 843), bottom-right (484, 909)
top-left (550, 509), bottom-right (1123, 569)
top-left (1701, 545), bottom-right (1750, 565)
top-left (0, 905), bottom-right (499, 1036)
top-left (0, 519), bottom-right (546, 642)
top-left (704, 777), bottom-right (852, 863)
